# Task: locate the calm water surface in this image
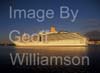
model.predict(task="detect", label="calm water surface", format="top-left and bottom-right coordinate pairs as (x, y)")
top-left (0, 45), bottom-right (100, 73)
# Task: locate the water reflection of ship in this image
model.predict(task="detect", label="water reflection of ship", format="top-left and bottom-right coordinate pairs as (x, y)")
top-left (14, 26), bottom-right (88, 46)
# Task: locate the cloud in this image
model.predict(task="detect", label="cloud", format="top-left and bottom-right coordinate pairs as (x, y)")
top-left (85, 19), bottom-right (100, 25)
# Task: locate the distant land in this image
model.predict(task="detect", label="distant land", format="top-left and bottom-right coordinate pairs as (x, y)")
top-left (85, 30), bottom-right (100, 45)
top-left (85, 30), bottom-right (100, 40)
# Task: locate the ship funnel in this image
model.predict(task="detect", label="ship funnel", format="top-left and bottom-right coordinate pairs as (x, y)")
top-left (50, 26), bottom-right (57, 32)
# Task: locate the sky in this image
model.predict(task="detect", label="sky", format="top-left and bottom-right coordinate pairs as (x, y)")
top-left (0, 0), bottom-right (100, 42)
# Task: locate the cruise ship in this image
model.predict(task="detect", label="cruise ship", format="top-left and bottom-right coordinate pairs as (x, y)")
top-left (13, 26), bottom-right (88, 46)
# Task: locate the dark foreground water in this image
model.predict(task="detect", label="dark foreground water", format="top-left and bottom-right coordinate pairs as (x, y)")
top-left (0, 45), bottom-right (100, 73)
